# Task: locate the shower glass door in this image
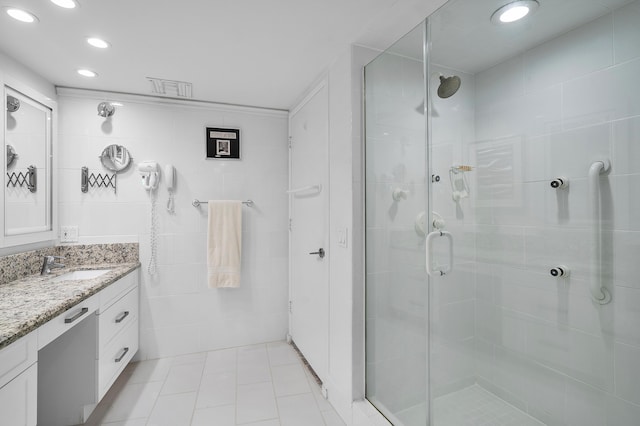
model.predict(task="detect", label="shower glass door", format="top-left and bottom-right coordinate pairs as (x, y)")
top-left (366, 0), bottom-right (640, 425)
top-left (427, 0), bottom-right (640, 424)
top-left (364, 22), bottom-right (429, 425)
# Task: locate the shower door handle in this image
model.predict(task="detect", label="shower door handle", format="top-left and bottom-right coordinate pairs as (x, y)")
top-left (425, 231), bottom-right (453, 276)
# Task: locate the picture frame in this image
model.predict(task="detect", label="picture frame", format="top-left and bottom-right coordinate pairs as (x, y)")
top-left (206, 127), bottom-right (240, 159)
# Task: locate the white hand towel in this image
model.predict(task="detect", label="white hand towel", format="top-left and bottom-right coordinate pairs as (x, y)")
top-left (207, 200), bottom-right (242, 288)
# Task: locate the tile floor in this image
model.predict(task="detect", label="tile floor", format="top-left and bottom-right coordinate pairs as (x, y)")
top-left (433, 385), bottom-right (545, 426)
top-left (83, 341), bottom-right (347, 426)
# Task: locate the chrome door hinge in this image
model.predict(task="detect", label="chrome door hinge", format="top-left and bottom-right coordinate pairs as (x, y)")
top-left (288, 136), bottom-right (292, 149)
top-left (289, 218), bottom-right (292, 231)
top-left (288, 300), bottom-right (293, 313)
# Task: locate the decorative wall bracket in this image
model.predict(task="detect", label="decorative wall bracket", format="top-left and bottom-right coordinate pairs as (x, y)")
top-left (81, 166), bottom-right (117, 193)
top-left (7, 165), bottom-right (37, 193)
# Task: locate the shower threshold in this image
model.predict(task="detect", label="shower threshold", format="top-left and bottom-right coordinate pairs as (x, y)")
top-left (432, 384), bottom-right (545, 426)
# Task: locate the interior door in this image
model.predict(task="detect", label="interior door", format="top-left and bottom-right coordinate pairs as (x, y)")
top-left (289, 81), bottom-right (329, 380)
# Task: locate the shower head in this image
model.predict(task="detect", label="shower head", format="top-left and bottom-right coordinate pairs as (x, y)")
top-left (97, 102), bottom-right (115, 117)
top-left (6, 95), bottom-right (20, 112)
top-left (437, 75), bottom-right (461, 99)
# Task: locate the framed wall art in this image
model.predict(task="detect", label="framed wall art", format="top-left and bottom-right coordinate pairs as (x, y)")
top-left (206, 127), bottom-right (240, 159)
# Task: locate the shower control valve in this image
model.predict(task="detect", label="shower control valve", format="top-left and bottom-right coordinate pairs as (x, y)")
top-left (550, 177), bottom-right (569, 189)
top-left (550, 265), bottom-right (570, 278)
top-left (392, 188), bottom-right (409, 202)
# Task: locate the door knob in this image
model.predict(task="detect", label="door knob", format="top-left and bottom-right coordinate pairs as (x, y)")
top-left (309, 248), bottom-right (325, 258)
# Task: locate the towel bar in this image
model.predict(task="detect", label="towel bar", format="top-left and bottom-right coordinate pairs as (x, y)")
top-left (192, 199), bottom-right (254, 207)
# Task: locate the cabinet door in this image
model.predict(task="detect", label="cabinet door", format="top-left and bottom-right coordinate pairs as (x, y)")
top-left (0, 363), bottom-right (37, 426)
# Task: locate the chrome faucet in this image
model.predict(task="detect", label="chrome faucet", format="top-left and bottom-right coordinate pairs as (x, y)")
top-left (40, 256), bottom-right (65, 275)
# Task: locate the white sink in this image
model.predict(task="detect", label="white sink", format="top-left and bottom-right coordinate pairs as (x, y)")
top-left (49, 269), bottom-right (112, 283)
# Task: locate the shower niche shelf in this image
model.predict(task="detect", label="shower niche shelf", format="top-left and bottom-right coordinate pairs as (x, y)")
top-left (81, 167), bottom-right (117, 194)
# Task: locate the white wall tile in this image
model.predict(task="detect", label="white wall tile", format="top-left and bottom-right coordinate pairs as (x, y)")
top-left (546, 124), bottom-right (612, 180)
top-left (526, 322), bottom-right (614, 392)
top-left (614, 342), bottom-right (640, 405)
top-left (138, 325), bottom-right (201, 360)
top-left (611, 231), bottom-right (640, 288)
top-left (613, 0), bottom-right (640, 64)
top-left (563, 57), bottom-right (640, 129)
top-left (605, 392), bottom-right (640, 425)
top-left (524, 227), bottom-right (592, 281)
top-left (524, 14), bottom-right (613, 93)
top-left (613, 116), bottom-right (640, 175)
top-left (611, 174), bottom-right (640, 231)
top-left (475, 225), bottom-right (525, 268)
top-left (475, 56), bottom-right (524, 106)
top-left (604, 286), bottom-right (640, 346)
top-left (58, 94), bottom-right (289, 362)
top-left (564, 378), bottom-right (607, 426)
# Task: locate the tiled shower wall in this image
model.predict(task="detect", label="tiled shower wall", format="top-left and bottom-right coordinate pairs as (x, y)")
top-left (471, 2), bottom-right (640, 423)
top-left (57, 93), bottom-right (289, 360)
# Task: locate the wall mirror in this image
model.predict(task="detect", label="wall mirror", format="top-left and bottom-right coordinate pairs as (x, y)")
top-left (100, 144), bottom-right (132, 172)
top-left (2, 81), bottom-right (55, 246)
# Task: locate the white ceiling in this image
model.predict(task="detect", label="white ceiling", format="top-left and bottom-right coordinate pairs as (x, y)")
top-left (0, 0), bottom-right (446, 110)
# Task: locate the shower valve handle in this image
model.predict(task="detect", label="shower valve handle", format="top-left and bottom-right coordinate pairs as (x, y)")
top-left (309, 248), bottom-right (325, 258)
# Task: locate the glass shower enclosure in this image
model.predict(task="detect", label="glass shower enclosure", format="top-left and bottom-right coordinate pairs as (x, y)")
top-left (364, 0), bottom-right (640, 424)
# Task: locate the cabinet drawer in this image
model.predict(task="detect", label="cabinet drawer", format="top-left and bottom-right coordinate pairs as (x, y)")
top-left (98, 271), bottom-right (137, 313)
top-left (98, 320), bottom-right (138, 400)
top-left (0, 332), bottom-right (37, 389)
top-left (99, 286), bottom-right (138, 351)
top-left (0, 362), bottom-right (37, 426)
top-left (37, 294), bottom-right (99, 350)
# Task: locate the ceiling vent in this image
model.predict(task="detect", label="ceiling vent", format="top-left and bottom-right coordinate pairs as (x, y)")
top-left (147, 77), bottom-right (193, 98)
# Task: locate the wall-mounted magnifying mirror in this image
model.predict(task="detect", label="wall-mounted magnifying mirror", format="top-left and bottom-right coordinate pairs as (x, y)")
top-left (100, 144), bottom-right (132, 172)
top-left (6, 145), bottom-right (17, 168)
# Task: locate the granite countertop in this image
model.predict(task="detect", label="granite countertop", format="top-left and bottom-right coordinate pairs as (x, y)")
top-left (0, 262), bottom-right (140, 350)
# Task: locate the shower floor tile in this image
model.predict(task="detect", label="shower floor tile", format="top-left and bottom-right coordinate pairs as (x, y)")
top-left (433, 385), bottom-right (545, 426)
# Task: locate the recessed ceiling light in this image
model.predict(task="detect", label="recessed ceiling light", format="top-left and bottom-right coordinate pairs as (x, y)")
top-left (87, 37), bottom-right (110, 49)
top-left (491, 0), bottom-right (539, 24)
top-left (50, 0), bottom-right (77, 9)
top-left (77, 69), bottom-right (98, 78)
top-left (5, 8), bottom-right (39, 23)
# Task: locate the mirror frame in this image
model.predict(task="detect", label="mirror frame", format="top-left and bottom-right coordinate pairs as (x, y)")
top-left (100, 144), bottom-right (132, 172)
top-left (1, 75), bottom-right (57, 248)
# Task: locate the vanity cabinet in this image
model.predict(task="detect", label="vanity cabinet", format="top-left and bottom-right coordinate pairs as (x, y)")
top-left (0, 268), bottom-right (142, 426)
top-left (97, 271), bottom-right (139, 400)
top-left (0, 332), bottom-right (37, 426)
